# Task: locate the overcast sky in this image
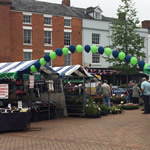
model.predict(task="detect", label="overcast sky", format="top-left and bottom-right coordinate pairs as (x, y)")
top-left (36, 0), bottom-right (150, 23)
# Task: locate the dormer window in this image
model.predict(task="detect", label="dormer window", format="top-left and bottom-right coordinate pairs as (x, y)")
top-left (86, 6), bottom-right (102, 20)
top-left (95, 12), bottom-right (100, 19)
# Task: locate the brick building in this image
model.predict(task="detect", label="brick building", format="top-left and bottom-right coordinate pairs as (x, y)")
top-left (0, 0), bottom-right (82, 66)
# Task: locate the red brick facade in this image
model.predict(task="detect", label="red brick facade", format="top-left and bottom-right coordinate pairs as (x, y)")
top-left (0, 0), bottom-right (82, 66)
top-left (142, 20), bottom-right (150, 29)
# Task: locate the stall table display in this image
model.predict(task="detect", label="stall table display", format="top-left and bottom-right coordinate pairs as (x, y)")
top-left (0, 112), bottom-right (29, 132)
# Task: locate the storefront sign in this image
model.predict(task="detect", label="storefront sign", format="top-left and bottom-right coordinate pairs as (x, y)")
top-left (29, 75), bottom-right (34, 89)
top-left (0, 84), bottom-right (8, 99)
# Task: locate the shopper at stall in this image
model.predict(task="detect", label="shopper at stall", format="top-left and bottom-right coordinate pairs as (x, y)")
top-left (128, 80), bottom-right (134, 103)
top-left (132, 83), bottom-right (141, 104)
top-left (141, 77), bottom-right (150, 114)
top-left (96, 82), bottom-right (102, 95)
top-left (101, 80), bottom-right (111, 107)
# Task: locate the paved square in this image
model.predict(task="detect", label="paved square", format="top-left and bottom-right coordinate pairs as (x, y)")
top-left (0, 109), bottom-right (150, 150)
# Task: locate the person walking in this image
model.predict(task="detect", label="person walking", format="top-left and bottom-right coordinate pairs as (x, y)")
top-left (141, 77), bottom-right (150, 114)
top-left (96, 82), bottom-right (102, 95)
top-left (101, 80), bottom-right (111, 107)
top-left (128, 80), bottom-right (134, 103)
top-left (132, 83), bottom-right (141, 104)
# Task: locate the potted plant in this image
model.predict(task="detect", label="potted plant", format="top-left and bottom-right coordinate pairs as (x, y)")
top-left (99, 104), bottom-right (110, 116)
top-left (85, 97), bottom-right (101, 118)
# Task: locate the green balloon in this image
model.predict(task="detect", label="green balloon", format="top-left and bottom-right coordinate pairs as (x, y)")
top-left (144, 63), bottom-right (150, 69)
top-left (118, 52), bottom-right (126, 61)
top-left (130, 57), bottom-right (137, 65)
top-left (30, 65), bottom-right (37, 73)
top-left (50, 51), bottom-right (56, 60)
top-left (62, 47), bottom-right (69, 55)
top-left (91, 45), bottom-right (98, 54)
top-left (104, 48), bottom-right (112, 56)
top-left (40, 58), bottom-right (46, 66)
top-left (76, 45), bottom-right (83, 53)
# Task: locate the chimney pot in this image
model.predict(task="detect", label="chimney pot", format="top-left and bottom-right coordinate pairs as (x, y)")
top-left (62, 0), bottom-right (70, 7)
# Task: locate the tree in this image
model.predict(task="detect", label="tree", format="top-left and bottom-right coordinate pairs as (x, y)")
top-left (105, 0), bottom-right (146, 84)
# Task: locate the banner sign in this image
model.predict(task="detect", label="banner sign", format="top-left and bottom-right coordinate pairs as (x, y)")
top-left (0, 84), bottom-right (8, 99)
top-left (29, 75), bottom-right (34, 89)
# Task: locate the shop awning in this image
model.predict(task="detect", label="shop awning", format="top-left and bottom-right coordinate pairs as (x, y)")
top-left (52, 65), bottom-right (92, 77)
top-left (0, 60), bottom-right (56, 80)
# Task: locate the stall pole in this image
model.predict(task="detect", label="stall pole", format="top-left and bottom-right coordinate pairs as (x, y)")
top-left (48, 91), bottom-right (51, 120)
top-left (83, 77), bottom-right (86, 116)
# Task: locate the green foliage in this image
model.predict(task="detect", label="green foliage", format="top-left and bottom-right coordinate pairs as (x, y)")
top-left (99, 104), bottom-right (110, 115)
top-left (111, 96), bottom-right (126, 104)
top-left (85, 97), bottom-right (100, 117)
top-left (105, 0), bottom-right (145, 75)
top-left (121, 104), bottom-right (139, 110)
top-left (110, 105), bottom-right (122, 114)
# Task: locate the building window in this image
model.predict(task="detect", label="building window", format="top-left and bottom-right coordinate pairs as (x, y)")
top-left (23, 30), bottom-right (32, 44)
top-left (95, 12), bottom-right (100, 19)
top-left (64, 53), bottom-right (71, 66)
top-left (24, 52), bottom-right (32, 61)
top-left (23, 15), bottom-right (31, 24)
top-left (64, 19), bottom-right (71, 27)
top-left (64, 32), bottom-right (71, 46)
top-left (92, 53), bottom-right (100, 63)
top-left (92, 33), bottom-right (100, 45)
top-left (44, 17), bottom-right (52, 25)
top-left (44, 31), bottom-right (52, 45)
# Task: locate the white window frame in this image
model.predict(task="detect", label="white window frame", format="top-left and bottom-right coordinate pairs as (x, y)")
top-left (23, 12), bottom-right (32, 24)
top-left (92, 33), bottom-right (100, 45)
top-left (44, 14), bottom-right (52, 26)
top-left (92, 53), bottom-right (100, 64)
top-left (64, 30), bottom-right (72, 46)
top-left (95, 12), bottom-right (100, 19)
top-left (44, 50), bottom-right (52, 66)
top-left (23, 26), bottom-right (32, 45)
top-left (44, 28), bottom-right (53, 46)
top-left (64, 51), bottom-right (71, 66)
top-left (64, 17), bottom-right (72, 27)
top-left (23, 49), bottom-right (32, 61)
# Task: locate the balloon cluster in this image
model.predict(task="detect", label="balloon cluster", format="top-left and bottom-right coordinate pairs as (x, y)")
top-left (30, 44), bottom-right (146, 73)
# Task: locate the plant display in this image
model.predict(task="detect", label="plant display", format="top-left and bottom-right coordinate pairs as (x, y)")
top-left (111, 96), bottom-right (126, 104)
top-left (85, 97), bottom-right (101, 118)
top-left (120, 103), bottom-right (139, 110)
top-left (110, 106), bottom-right (122, 114)
top-left (98, 104), bottom-right (110, 116)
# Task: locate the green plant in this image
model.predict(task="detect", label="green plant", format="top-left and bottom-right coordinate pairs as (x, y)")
top-left (110, 105), bottom-right (122, 114)
top-left (111, 96), bottom-right (126, 104)
top-left (121, 104), bottom-right (139, 110)
top-left (99, 104), bottom-right (110, 115)
top-left (85, 97), bottom-right (100, 117)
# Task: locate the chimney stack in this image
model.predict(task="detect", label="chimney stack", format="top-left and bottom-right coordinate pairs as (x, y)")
top-left (0, 0), bottom-right (11, 5)
top-left (62, 0), bottom-right (70, 7)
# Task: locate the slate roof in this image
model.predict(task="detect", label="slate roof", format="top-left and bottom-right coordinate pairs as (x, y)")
top-left (11, 0), bottom-right (113, 22)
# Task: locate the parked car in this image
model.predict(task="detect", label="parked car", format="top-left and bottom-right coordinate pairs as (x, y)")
top-left (112, 87), bottom-right (127, 96)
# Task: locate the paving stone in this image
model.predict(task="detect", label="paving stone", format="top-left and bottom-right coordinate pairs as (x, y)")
top-left (0, 108), bottom-right (150, 150)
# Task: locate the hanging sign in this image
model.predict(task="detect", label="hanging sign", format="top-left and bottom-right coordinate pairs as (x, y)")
top-left (0, 84), bottom-right (8, 99)
top-left (29, 75), bottom-right (34, 89)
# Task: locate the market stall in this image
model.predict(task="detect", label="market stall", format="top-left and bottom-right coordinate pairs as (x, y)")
top-left (52, 65), bottom-right (93, 117)
top-left (0, 60), bottom-right (61, 131)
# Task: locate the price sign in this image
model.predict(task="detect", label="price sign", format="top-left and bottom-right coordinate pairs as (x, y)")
top-left (29, 75), bottom-right (34, 89)
top-left (0, 84), bottom-right (8, 99)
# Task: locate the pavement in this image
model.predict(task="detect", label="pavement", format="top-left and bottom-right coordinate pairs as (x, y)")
top-left (0, 108), bottom-right (150, 150)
